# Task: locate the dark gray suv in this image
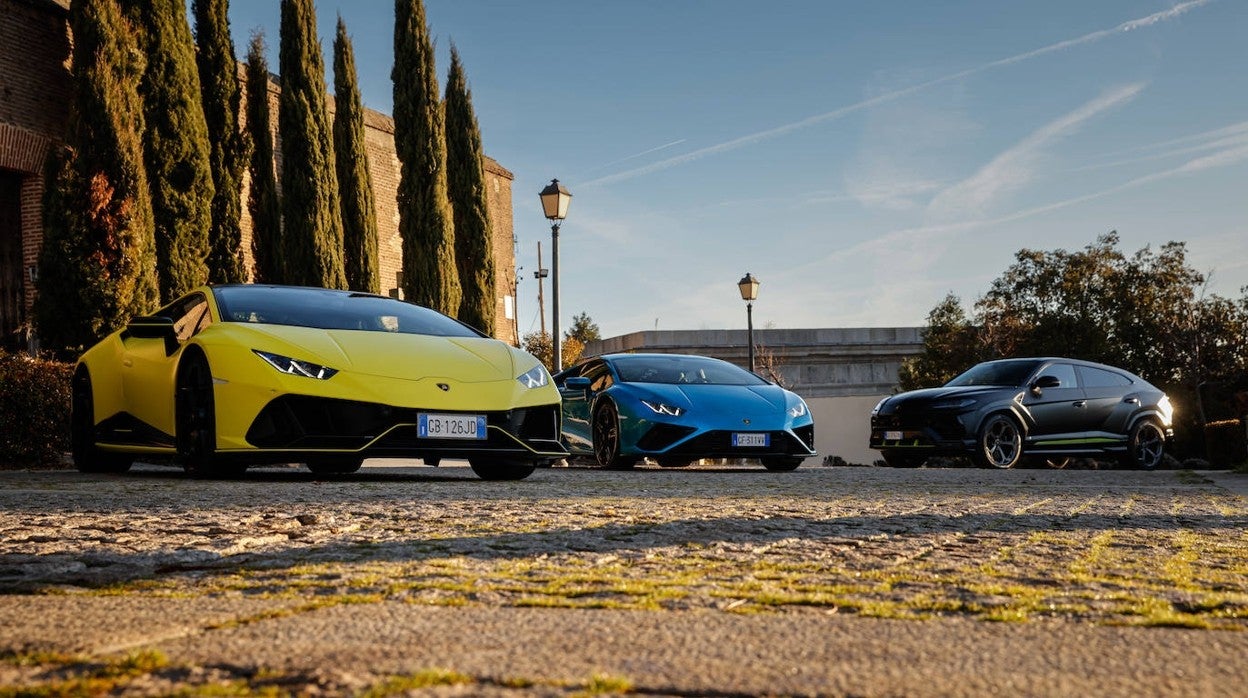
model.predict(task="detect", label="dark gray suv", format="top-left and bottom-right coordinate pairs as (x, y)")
top-left (870, 358), bottom-right (1173, 469)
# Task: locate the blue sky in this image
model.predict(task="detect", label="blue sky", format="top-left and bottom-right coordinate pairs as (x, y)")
top-left (220, 1), bottom-right (1248, 340)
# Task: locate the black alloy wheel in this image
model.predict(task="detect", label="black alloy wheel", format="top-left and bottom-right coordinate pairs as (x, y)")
top-left (593, 400), bottom-right (636, 470)
top-left (761, 456), bottom-right (803, 472)
top-left (176, 351), bottom-right (241, 478)
top-left (71, 369), bottom-right (132, 474)
top-left (975, 414), bottom-right (1023, 469)
top-left (1124, 420), bottom-right (1166, 471)
top-left (469, 459), bottom-right (537, 481)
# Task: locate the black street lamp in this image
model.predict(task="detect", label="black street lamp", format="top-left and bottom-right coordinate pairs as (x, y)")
top-left (737, 272), bottom-right (760, 373)
top-left (539, 179), bottom-right (572, 371)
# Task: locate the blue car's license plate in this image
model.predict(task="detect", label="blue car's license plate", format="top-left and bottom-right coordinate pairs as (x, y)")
top-left (418, 413), bottom-right (486, 440)
top-left (732, 432), bottom-right (770, 447)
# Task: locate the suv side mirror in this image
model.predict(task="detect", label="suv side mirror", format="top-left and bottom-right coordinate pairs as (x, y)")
top-left (1031, 374), bottom-right (1061, 395)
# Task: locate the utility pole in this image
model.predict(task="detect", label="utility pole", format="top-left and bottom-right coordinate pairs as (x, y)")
top-left (534, 241), bottom-right (549, 338)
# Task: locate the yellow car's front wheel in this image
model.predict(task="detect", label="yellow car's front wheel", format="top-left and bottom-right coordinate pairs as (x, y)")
top-left (71, 369), bottom-right (132, 474)
top-left (176, 350), bottom-right (244, 479)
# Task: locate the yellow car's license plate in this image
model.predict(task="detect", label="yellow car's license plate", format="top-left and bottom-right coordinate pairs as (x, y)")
top-left (418, 413), bottom-right (486, 440)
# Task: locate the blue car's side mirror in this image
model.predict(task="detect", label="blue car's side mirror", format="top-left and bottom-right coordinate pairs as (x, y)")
top-left (565, 376), bottom-right (591, 391)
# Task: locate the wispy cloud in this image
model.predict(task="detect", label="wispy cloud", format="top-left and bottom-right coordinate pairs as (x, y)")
top-left (927, 83), bottom-right (1145, 220)
top-left (582, 1), bottom-right (1211, 187)
top-left (1074, 120), bottom-right (1248, 171)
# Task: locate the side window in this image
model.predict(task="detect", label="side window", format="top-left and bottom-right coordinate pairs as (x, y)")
top-left (1078, 366), bottom-right (1132, 388)
top-left (169, 295), bottom-right (209, 343)
top-left (1041, 363), bottom-right (1078, 388)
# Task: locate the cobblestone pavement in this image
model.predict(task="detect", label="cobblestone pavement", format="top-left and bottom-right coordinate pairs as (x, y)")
top-left (1, 462), bottom-right (1246, 696)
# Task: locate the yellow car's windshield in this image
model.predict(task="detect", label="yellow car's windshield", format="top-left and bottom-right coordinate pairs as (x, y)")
top-left (212, 286), bottom-right (483, 338)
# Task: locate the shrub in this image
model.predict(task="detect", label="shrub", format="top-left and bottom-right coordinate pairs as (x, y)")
top-left (0, 352), bottom-right (73, 467)
top-left (1204, 419), bottom-right (1248, 469)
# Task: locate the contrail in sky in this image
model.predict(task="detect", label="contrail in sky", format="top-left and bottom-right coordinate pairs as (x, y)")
top-left (584, 139), bottom-right (688, 174)
top-left (583, 0), bottom-right (1212, 187)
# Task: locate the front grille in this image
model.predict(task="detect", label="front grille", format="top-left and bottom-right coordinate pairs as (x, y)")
top-left (636, 424), bottom-right (697, 451)
top-left (658, 430), bottom-right (813, 457)
top-left (246, 395), bottom-right (560, 450)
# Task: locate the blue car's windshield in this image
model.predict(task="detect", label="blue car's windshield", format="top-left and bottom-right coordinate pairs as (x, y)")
top-left (612, 355), bottom-right (767, 386)
top-left (946, 359), bottom-right (1042, 388)
top-left (212, 286), bottom-right (482, 338)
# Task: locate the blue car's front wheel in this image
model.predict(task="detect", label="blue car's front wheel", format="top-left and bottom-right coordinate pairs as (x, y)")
top-left (593, 400), bottom-right (636, 470)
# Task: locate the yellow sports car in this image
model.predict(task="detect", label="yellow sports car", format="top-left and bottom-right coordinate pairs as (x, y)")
top-left (72, 284), bottom-right (566, 480)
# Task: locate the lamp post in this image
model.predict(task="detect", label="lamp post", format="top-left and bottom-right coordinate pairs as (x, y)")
top-left (539, 179), bottom-right (572, 371)
top-left (737, 272), bottom-right (759, 373)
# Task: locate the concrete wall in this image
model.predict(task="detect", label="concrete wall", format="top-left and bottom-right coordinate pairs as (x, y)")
top-left (584, 327), bottom-right (924, 466)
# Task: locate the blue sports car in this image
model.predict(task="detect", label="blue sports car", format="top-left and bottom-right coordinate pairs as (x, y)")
top-left (554, 353), bottom-right (816, 470)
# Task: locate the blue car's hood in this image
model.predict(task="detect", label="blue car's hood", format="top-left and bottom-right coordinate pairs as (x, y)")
top-left (617, 382), bottom-right (804, 429)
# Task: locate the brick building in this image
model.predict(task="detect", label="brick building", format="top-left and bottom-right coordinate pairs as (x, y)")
top-left (0, 0), bottom-right (518, 351)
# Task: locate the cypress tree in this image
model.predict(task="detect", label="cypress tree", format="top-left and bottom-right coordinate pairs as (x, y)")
top-left (332, 17), bottom-right (380, 294)
top-left (244, 31), bottom-right (282, 284)
top-left (193, 0), bottom-right (249, 284)
top-left (393, 0), bottom-right (460, 314)
top-left (121, 0), bottom-right (213, 302)
top-left (444, 45), bottom-right (495, 334)
top-left (278, 0), bottom-right (347, 289)
top-left (35, 0), bottom-right (158, 354)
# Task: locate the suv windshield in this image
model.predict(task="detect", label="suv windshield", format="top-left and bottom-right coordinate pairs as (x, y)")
top-left (212, 286), bottom-right (482, 338)
top-left (611, 355), bottom-right (767, 386)
top-left (945, 359), bottom-right (1042, 388)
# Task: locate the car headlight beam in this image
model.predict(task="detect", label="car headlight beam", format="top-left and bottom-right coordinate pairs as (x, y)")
top-left (517, 365), bottom-right (549, 389)
top-left (253, 350), bottom-right (338, 380)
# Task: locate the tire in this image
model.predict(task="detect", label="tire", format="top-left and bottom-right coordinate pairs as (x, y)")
top-left (657, 457), bottom-right (693, 468)
top-left (306, 457), bottom-right (364, 475)
top-left (469, 459), bottom-right (536, 481)
top-left (592, 400), bottom-right (636, 470)
top-left (1123, 419), bottom-right (1166, 471)
top-left (975, 414), bottom-right (1023, 469)
top-left (882, 452), bottom-right (925, 468)
top-left (176, 350), bottom-right (239, 478)
top-left (71, 369), bottom-right (132, 474)
top-left (761, 457), bottom-right (803, 472)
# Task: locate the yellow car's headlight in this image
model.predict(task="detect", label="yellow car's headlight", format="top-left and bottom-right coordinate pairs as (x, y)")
top-left (517, 365), bottom-right (549, 389)
top-left (253, 350), bottom-right (338, 380)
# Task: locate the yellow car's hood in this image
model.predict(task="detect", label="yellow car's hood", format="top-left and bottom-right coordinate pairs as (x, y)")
top-left (210, 324), bottom-right (521, 383)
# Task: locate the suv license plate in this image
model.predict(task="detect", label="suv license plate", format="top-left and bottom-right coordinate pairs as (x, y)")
top-left (885, 430), bottom-right (903, 441)
top-left (732, 432), bottom-right (770, 447)
top-left (418, 413), bottom-right (486, 440)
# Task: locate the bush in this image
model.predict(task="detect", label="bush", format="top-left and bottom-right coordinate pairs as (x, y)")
top-left (1204, 419), bottom-right (1248, 469)
top-left (0, 352), bottom-right (73, 467)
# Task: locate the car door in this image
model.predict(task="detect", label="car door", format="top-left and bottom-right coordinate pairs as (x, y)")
top-left (1077, 365), bottom-right (1136, 436)
top-left (120, 293), bottom-right (211, 437)
top-left (1022, 362), bottom-right (1086, 438)
top-left (556, 360), bottom-right (601, 454)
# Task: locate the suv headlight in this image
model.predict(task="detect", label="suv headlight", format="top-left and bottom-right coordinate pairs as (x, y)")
top-left (931, 397), bottom-right (977, 410)
top-left (871, 397), bottom-right (888, 416)
top-left (517, 365), bottom-right (550, 389)
top-left (253, 350), bottom-right (338, 379)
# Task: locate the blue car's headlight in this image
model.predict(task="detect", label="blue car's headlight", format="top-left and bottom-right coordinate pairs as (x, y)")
top-left (253, 350), bottom-right (338, 380)
top-left (641, 399), bottom-right (684, 417)
top-left (517, 365), bottom-right (549, 389)
top-left (788, 400), bottom-right (808, 418)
